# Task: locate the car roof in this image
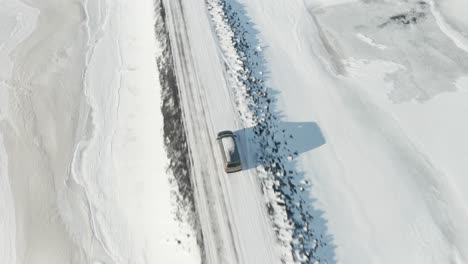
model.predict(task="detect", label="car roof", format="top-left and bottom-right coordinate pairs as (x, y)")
top-left (220, 136), bottom-right (240, 163)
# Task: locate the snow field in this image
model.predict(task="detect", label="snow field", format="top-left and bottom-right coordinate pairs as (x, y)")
top-left (236, 0), bottom-right (468, 263)
top-left (0, 1), bottom-right (39, 262)
top-left (1, 0), bottom-right (200, 263)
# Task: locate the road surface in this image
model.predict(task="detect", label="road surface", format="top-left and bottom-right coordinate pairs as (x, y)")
top-left (161, 0), bottom-right (283, 263)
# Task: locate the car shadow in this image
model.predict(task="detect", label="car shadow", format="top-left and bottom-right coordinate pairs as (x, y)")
top-left (231, 120), bottom-right (335, 262)
top-left (234, 121), bottom-right (325, 170)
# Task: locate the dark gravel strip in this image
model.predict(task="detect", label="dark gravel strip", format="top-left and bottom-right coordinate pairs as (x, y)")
top-left (153, 0), bottom-right (205, 261)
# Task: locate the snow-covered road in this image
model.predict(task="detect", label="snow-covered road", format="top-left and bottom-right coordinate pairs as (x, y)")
top-left (162, 0), bottom-right (284, 263)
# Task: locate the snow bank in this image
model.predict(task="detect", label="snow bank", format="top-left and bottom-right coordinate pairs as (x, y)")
top-left (1, 0), bottom-right (200, 263)
top-left (78, 0), bottom-right (200, 262)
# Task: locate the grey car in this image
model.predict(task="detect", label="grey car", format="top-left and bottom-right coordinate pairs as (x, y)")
top-left (216, 130), bottom-right (242, 173)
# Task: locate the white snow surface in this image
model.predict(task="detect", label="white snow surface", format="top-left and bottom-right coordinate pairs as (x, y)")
top-left (3, 0), bottom-right (468, 263)
top-left (236, 0), bottom-right (468, 263)
top-left (1, 0), bottom-right (199, 263)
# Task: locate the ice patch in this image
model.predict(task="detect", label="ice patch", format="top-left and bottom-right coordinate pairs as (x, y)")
top-left (313, 0), bottom-right (468, 102)
top-left (343, 57), bottom-right (405, 100)
top-left (356, 33), bottom-right (387, 50)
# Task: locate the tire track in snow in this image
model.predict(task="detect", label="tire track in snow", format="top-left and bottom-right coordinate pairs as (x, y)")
top-left (153, 0), bottom-right (205, 259)
top-left (158, 0), bottom-right (242, 263)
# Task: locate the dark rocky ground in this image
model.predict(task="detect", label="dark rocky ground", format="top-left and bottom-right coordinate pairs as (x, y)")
top-left (154, 0), bottom-right (205, 262)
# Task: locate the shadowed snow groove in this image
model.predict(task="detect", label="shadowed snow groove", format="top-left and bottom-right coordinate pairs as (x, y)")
top-left (153, 0), bottom-right (205, 261)
top-left (206, 0), bottom-right (336, 262)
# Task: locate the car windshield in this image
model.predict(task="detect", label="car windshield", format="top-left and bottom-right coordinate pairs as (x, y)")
top-left (227, 162), bottom-right (240, 168)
